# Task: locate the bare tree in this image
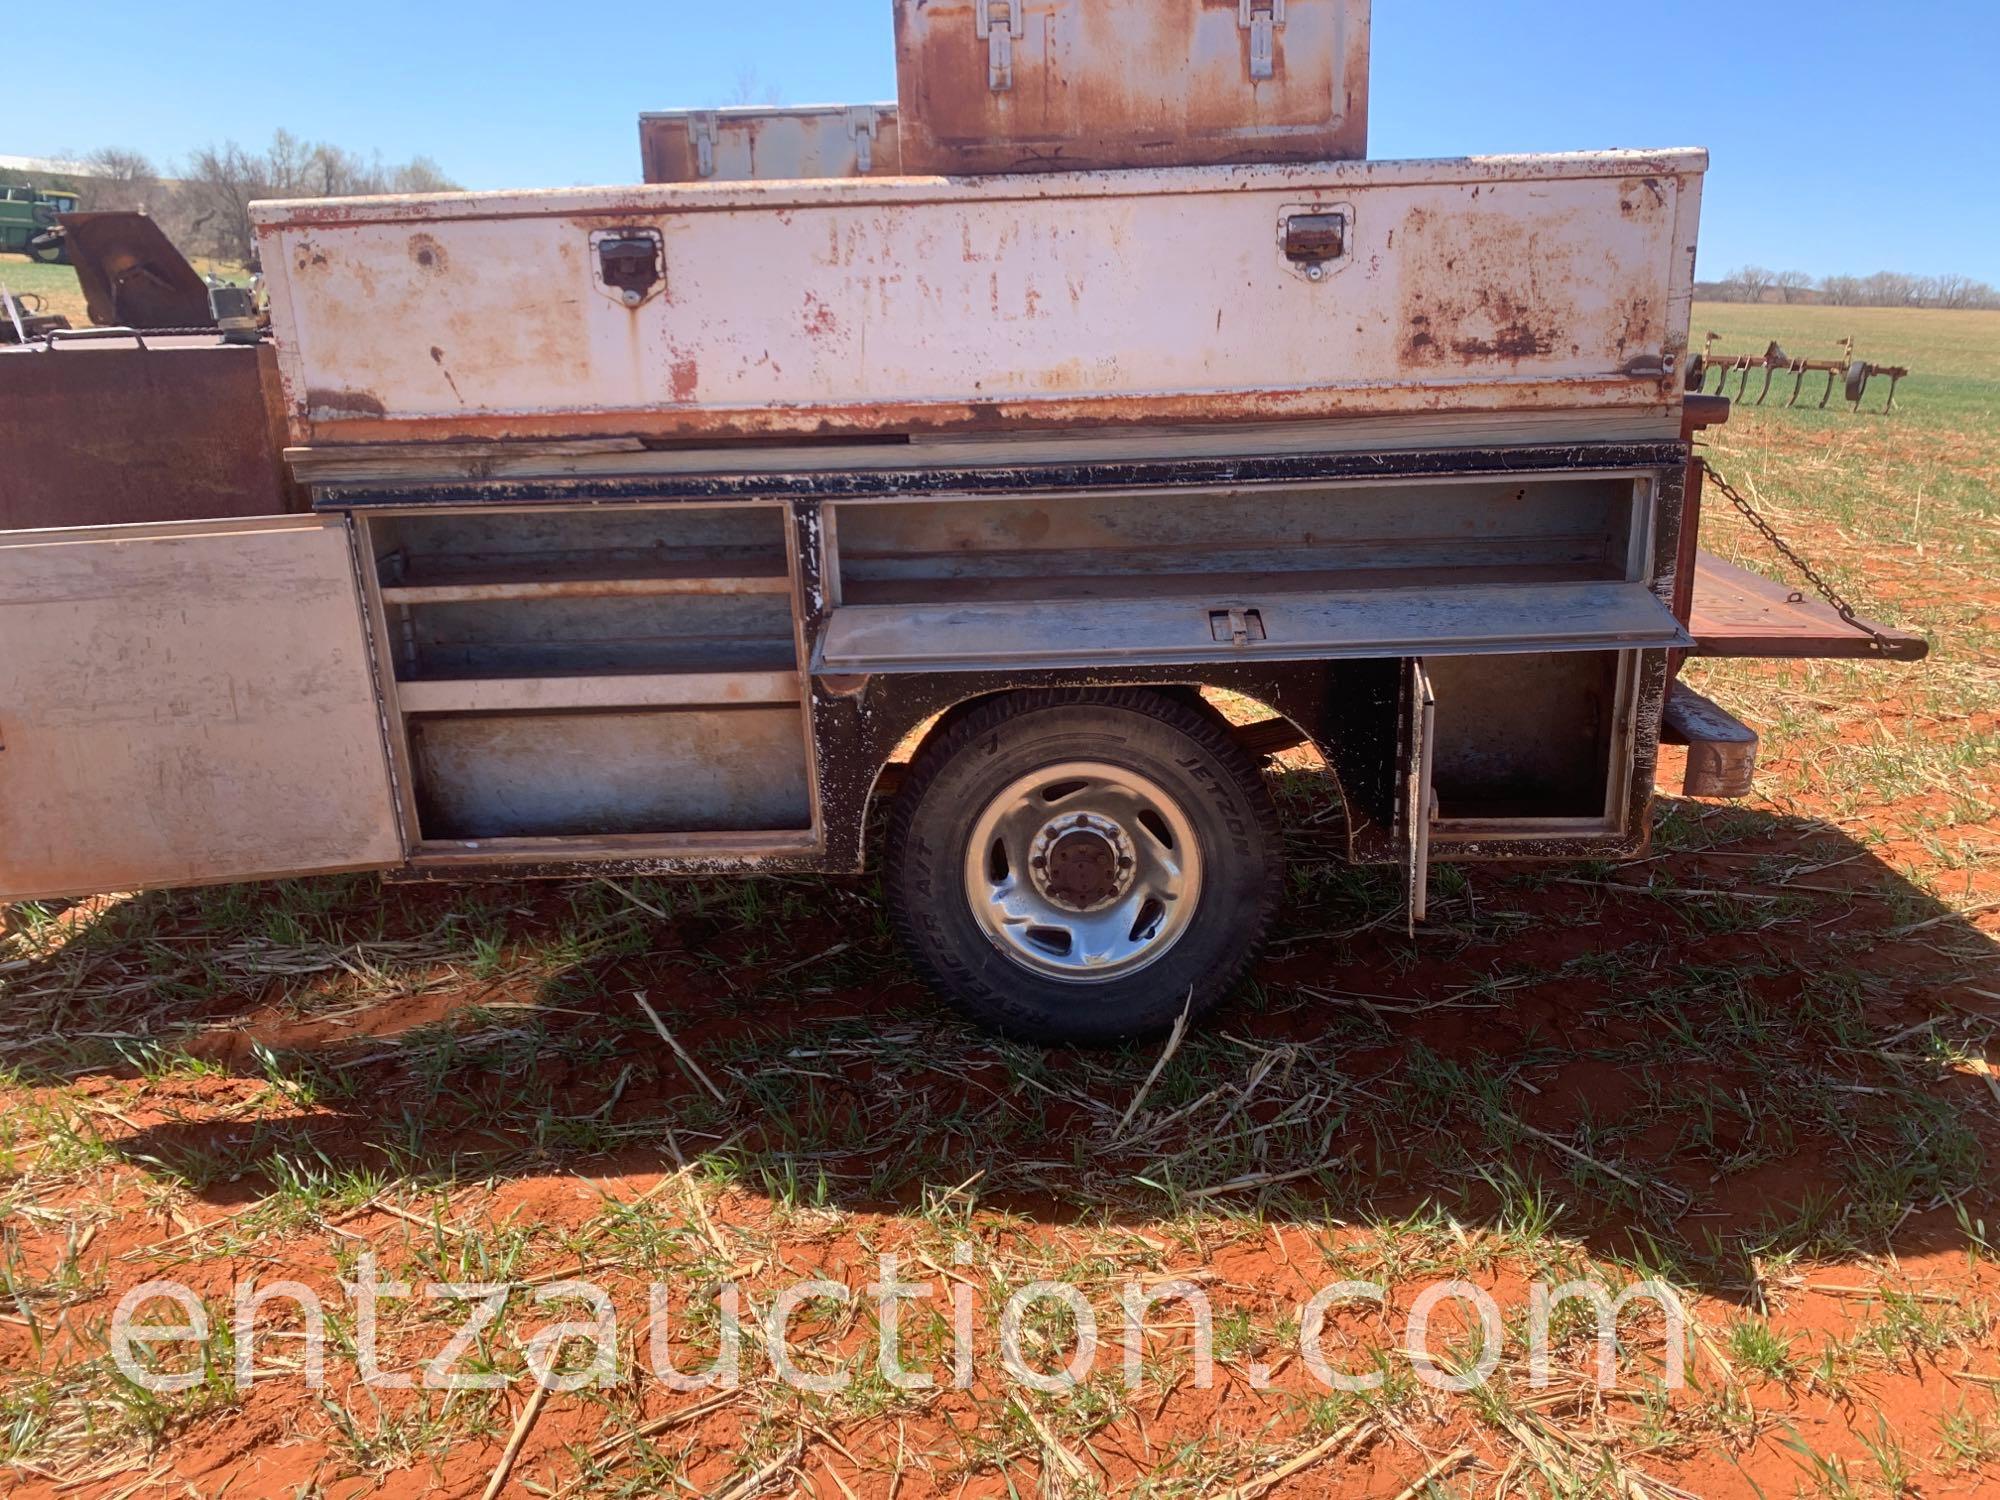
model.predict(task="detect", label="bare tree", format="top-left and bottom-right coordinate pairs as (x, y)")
top-left (721, 67), bottom-right (783, 107)
top-left (1774, 269), bottom-right (1814, 305)
top-left (1726, 266), bottom-right (1777, 303)
top-left (1862, 270), bottom-right (1922, 307)
top-left (1818, 275), bottom-right (1862, 307)
top-left (390, 157), bottom-right (457, 195)
top-left (81, 148), bottom-right (159, 213)
top-left (167, 131), bottom-right (461, 268)
top-left (174, 141), bottom-right (266, 264)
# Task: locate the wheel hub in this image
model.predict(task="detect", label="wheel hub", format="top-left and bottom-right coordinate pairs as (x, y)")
top-left (1030, 813), bottom-right (1135, 913)
top-left (962, 761), bottom-right (1203, 983)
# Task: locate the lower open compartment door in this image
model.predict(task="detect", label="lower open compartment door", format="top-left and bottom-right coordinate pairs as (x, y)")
top-left (0, 515), bottom-right (403, 901)
top-left (1400, 660), bottom-right (1438, 934)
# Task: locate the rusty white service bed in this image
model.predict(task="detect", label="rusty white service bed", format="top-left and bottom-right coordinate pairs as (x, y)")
top-left (252, 149), bottom-right (1704, 450)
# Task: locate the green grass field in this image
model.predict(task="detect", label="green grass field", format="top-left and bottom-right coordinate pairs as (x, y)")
top-left (0, 254), bottom-right (88, 327)
top-left (0, 302), bottom-right (1995, 1500)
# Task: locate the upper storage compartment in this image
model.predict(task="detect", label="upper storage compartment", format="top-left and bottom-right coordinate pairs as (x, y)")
top-left (832, 477), bottom-right (1639, 606)
top-left (816, 471), bottom-right (1689, 674)
top-left (368, 504), bottom-right (798, 684)
top-left (253, 149), bottom-right (1705, 449)
top-left (640, 105), bottom-right (902, 183)
top-left (892, 0), bottom-right (1369, 174)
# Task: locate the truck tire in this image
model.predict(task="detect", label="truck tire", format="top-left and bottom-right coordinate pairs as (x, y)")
top-left (886, 688), bottom-right (1281, 1045)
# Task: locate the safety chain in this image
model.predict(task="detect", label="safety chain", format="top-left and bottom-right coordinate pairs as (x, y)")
top-left (1697, 457), bottom-right (1894, 655)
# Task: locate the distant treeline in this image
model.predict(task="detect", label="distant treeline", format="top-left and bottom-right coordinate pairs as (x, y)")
top-left (1, 133), bottom-right (458, 268)
top-left (1699, 267), bottom-right (2000, 309)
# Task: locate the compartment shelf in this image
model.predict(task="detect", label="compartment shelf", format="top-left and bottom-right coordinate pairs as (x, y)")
top-left (379, 556), bottom-right (790, 605)
top-left (395, 670), bottom-right (802, 714)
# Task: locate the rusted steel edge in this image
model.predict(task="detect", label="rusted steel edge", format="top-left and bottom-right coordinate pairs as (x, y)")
top-left (1693, 630), bottom-right (1928, 664)
top-left (311, 440), bottom-right (1691, 511)
top-left (286, 384), bottom-right (1681, 449)
top-left (1667, 394), bottom-right (1729, 677)
top-left (247, 148), bottom-right (1712, 230)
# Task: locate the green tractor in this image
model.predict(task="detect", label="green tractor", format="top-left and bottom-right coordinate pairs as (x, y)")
top-left (0, 185), bottom-right (79, 263)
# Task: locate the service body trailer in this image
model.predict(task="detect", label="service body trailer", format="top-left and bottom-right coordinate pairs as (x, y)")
top-left (0, 3), bottom-right (1923, 1041)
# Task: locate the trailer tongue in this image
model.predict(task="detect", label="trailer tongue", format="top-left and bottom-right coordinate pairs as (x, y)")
top-left (0, 0), bottom-right (1927, 1042)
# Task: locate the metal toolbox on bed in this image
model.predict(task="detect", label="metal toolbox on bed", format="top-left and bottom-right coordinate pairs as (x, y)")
top-left (639, 104), bottom-right (902, 183)
top-left (891, 0), bottom-right (1371, 173)
top-left (252, 149), bottom-right (1704, 449)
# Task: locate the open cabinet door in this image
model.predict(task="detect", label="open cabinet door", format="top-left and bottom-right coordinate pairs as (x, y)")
top-left (1400, 659), bottom-right (1437, 936)
top-left (0, 515), bottom-right (403, 902)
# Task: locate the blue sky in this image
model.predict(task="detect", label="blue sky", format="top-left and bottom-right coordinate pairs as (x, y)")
top-left (15, 0), bottom-right (1997, 282)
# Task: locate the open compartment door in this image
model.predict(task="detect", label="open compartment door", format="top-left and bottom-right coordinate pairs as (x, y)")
top-left (1400, 660), bottom-right (1438, 935)
top-left (1689, 552), bottom-right (1927, 662)
top-left (0, 515), bottom-right (403, 902)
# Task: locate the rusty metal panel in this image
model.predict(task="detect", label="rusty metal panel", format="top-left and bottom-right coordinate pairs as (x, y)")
top-left (640, 105), bottom-right (902, 183)
top-left (0, 515), bottom-right (402, 901)
top-left (893, 0), bottom-right (1369, 173)
top-left (253, 150), bottom-right (1705, 448)
top-left (1689, 551), bottom-right (1928, 661)
top-left (0, 338), bottom-right (300, 530)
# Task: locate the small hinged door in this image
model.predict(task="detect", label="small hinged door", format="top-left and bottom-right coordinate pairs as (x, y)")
top-left (0, 514), bottom-right (403, 902)
top-left (1399, 659), bottom-right (1438, 935)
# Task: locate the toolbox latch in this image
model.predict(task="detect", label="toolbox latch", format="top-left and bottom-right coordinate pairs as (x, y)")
top-left (593, 229), bottom-right (665, 307)
top-left (973, 0), bottom-right (1025, 91)
top-left (686, 112), bottom-right (718, 178)
top-left (1210, 608), bottom-right (1267, 646)
top-left (1283, 213), bottom-right (1345, 265)
top-left (1278, 206), bottom-right (1352, 283)
top-left (1239, 0), bottom-right (1285, 80)
top-left (846, 106), bottom-right (881, 173)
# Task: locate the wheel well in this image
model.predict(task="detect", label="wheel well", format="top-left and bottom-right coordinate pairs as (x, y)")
top-left (864, 677), bottom-right (1358, 843)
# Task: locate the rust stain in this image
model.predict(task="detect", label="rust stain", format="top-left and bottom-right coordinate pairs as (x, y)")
top-left (668, 357), bottom-right (700, 402)
top-left (801, 292), bottom-right (839, 339)
top-left (1615, 296), bottom-right (1655, 359)
top-left (295, 372), bottom-right (1662, 447)
top-left (428, 346), bottom-right (465, 403)
top-left (304, 386), bottom-right (387, 417)
top-left (409, 234), bottom-right (448, 272)
top-left (1398, 206), bottom-right (1570, 368)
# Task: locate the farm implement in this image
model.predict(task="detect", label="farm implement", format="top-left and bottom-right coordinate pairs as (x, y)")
top-left (1686, 333), bottom-right (1909, 412)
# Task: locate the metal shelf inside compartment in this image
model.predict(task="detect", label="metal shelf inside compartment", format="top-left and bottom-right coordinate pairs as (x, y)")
top-left (378, 553), bottom-right (790, 604)
top-left (390, 590), bottom-right (799, 682)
